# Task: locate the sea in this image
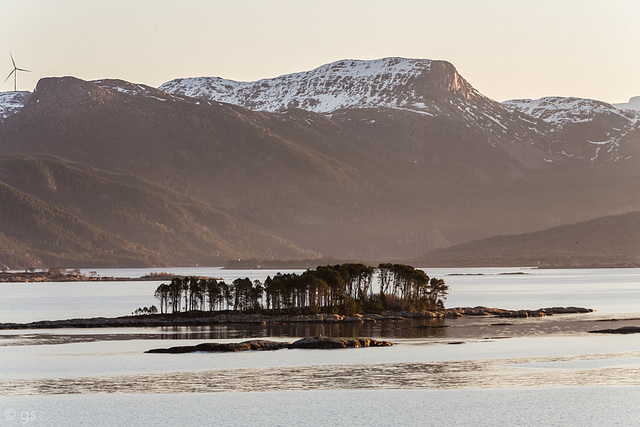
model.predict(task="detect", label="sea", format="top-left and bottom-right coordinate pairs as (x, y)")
top-left (0, 267), bottom-right (639, 426)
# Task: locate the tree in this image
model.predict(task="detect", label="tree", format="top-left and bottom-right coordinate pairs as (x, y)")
top-left (264, 275), bottom-right (287, 310)
top-left (187, 277), bottom-right (204, 311)
top-left (204, 279), bottom-right (222, 311)
top-left (428, 277), bottom-right (449, 309)
top-left (154, 283), bottom-right (170, 314)
top-left (168, 277), bottom-right (183, 313)
top-left (250, 280), bottom-right (264, 310)
top-left (232, 277), bottom-right (254, 311)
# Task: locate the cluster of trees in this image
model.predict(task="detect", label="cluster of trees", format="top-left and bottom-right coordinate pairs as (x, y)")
top-left (132, 306), bottom-right (158, 316)
top-left (154, 263), bottom-right (448, 316)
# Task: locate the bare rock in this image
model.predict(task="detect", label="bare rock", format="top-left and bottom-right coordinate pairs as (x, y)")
top-left (146, 339), bottom-right (290, 353)
top-left (588, 326), bottom-right (640, 334)
top-left (289, 337), bottom-right (394, 349)
top-left (146, 337), bottom-right (395, 353)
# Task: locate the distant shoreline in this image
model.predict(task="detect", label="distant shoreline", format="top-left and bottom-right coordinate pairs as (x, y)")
top-left (0, 271), bottom-right (185, 283)
top-left (0, 306), bottom-right (594, 330)
top-left (3, 265), bottom-right (637, 284)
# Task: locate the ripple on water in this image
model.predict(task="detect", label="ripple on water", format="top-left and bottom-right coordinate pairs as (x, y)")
top-left (3, 350), bottom-right (640, 396)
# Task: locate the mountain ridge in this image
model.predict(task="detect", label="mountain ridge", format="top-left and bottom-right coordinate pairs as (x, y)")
top-left (503, 96), bottom-right (640, 165)
top-left (1, 58), bottom-right (640, 267)
top-left (159, 57), bottom-right (549, 144)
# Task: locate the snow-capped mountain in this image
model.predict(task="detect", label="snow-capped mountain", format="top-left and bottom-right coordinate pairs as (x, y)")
top-left (160, 57), bottom-right (546, 142)
top-left (161, 58), bottom-right (454, 113)
top-left (503, 97), bottom-right (640, 163)
top-left (503, 97), bottom-right (640, 129)
top-left (0, 91), bottom-right (30, 121)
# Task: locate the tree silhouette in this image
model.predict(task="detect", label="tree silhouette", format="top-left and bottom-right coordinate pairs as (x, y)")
top-left (153, 264), bottom-right (447, 315)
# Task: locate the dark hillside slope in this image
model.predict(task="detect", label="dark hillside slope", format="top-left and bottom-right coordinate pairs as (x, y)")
top-left (413, 212), bottom-right (640, 267)
top-left (0, 154), bottom-right (315, 268)
top-left (0, 180), bottom-right (159, 267)
top-left (0, 78), bottom-right (386, 257)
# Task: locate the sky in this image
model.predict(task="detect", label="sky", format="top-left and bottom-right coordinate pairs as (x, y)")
top-left (1, 0), bottom-right (638, 103)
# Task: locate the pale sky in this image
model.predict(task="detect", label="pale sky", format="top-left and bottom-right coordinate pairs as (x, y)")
top-left (1, 0), bottom-right (638, 103)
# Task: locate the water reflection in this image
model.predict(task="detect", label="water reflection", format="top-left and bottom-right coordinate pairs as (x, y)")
top-left (3, 314), bottom-right (640, 347)
top-left (157, 318), bottom-right (450, 341)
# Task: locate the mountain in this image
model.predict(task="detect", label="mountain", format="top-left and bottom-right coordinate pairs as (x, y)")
top-left (160, 58), bottom-right (546, 142)
top-left (0, 77), bottom-right (396, 258)
top-left (162, 58), bottom-right (640, 169)
top-left (411, 211), bottom-right (640, 268)
top-left (0, 71), bottom-right (558, 261)
top-left (1, 57), bottom-right (639, 267)
top-left (503, 97), bottom-right (639, 131)
top-left (503, 97), bottom-right (640, 164)
top-left (160, 58), bottom-right (449, 113)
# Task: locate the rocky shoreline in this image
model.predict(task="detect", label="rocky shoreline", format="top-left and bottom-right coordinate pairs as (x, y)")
top-left (0, 306), bottom-right (594, 330)
top-left (146, 337), bottom-right (394, 353)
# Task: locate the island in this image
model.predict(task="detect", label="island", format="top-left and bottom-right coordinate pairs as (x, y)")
top-left (0, 263), bottom-right (594, 330)
top-left (146, 337), bottom-right (395, 353)
top-left (0, 306), bottom-right (594, 330)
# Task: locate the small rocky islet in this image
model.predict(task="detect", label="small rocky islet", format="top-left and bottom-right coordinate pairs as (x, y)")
top-left (0, 306), bottom-right (594, 330)
top-left (588, 326), bottom-right (640, 334)
top-left (146, 337), bottom-right (395, 354)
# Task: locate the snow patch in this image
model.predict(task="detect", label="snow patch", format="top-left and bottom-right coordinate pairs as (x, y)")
top-left (91, 80), bottom-right (173, 103)
top-left (160, 58), bottom-right (440, 114)
top-left (0, 91), bottom-right (29, 119)
top-left (588, 139), bottom-right (613, 145)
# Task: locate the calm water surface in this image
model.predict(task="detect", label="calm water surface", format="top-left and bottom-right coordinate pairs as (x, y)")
top-left (0, 268), bottom-right (639, 426)
top-left (2, 267), bottom-right (640, 323)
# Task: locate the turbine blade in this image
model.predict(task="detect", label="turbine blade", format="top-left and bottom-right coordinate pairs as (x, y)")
top-left (4, 69), bottom-right (16, 83)
top-left (16, 68), bottom-right (31, 72)
top-left (10, 53), bottom-right (16, 68)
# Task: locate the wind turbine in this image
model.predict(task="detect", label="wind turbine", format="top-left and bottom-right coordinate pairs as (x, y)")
top-left (4, 53), bottom-right (31, 91)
